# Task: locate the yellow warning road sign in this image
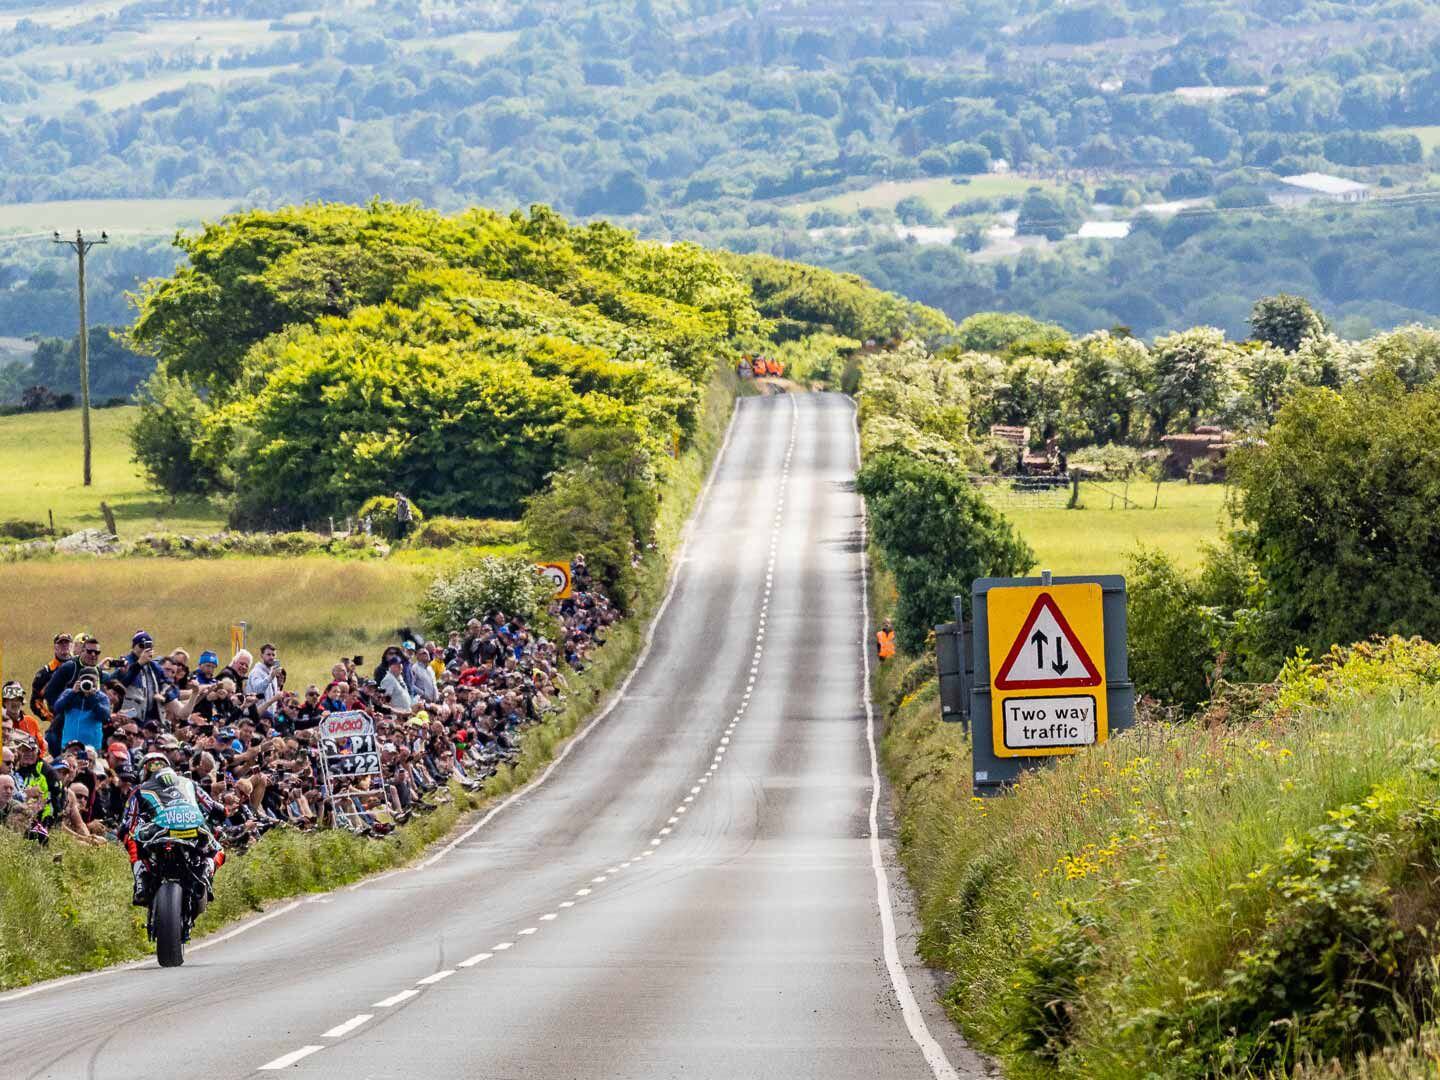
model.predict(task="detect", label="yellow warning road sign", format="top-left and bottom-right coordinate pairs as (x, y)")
top-left (986, 583), bottom-right (1108, 758)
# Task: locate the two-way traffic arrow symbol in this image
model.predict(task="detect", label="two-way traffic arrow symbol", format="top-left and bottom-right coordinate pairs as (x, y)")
top-left (1030, 630), bottom-right (1071, 674)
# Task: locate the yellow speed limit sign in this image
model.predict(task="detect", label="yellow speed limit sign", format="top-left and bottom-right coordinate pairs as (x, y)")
top-left (986, 583), bottom-right (1108, 758)
top-left (535, 562), bottom-right (573, 600)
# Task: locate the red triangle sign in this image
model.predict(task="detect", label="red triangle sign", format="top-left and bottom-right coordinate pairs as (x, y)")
top-left (994, 592), bottom-right (1102, 690)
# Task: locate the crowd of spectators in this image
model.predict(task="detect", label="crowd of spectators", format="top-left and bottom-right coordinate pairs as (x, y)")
top-left (1, 556), bottom-right (617, 848)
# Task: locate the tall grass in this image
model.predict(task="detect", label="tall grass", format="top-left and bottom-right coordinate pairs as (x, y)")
top-left (879, 624), bottom-right (1440, 1077)
top-left (0, 365), bottom-right (741, 991)
top-left (0, 556), bottom-right (446, 688)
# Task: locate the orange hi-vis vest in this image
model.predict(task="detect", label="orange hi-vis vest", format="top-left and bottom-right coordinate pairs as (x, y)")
top-left (876, 629), bottom-right (896, 659)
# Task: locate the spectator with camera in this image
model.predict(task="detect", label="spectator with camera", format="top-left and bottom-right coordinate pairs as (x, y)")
top-left (52, 665), bottom-right (111, 753)
top-left (112, 631), bottom-right (178, 727)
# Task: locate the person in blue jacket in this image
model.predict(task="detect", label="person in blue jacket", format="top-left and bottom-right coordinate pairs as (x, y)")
top-left (53, 665), bottom-right (111, 751)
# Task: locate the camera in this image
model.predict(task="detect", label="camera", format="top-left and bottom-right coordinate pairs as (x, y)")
top-left (76, 675), bottom-right (98, 694)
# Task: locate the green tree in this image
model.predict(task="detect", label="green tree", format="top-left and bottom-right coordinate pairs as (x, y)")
top-left (1016, 188), bottom-right (1081, 241)
top-left (855, 452), bottom-right (1034, 652)
top-left (522, 462), bottom-right (638, 608)
top-left (1124, 548), bottom-right (1214, 708)
top-left (1228, 374), bottom-right (1440, 656)
top-left (1249, 294), bottom-right (1325, 353)
top-left (953, 312), bottom-right (1064, 354)
top-left (1063, 331), bottom-right (1152, 444)
top-left (1148, 327), bottom-right (1235, 434)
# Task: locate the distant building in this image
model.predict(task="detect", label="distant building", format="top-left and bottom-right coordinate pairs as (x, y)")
top-left (1272, 173), bottom-right (1371, 206)
top-left (1173, 85), bottom-right (1267, 103)
top-left (990, 158), bottom-right (1011, 174)
top-left (1077, 221), bottom-right (1131, 239)
top-left (1160, 426), bottom-right (1234, 481)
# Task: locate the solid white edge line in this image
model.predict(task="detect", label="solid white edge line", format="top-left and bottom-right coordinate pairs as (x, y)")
top-left (851, 397), bottom-right (962, 1080)
top-left (322, 1013), bottom-right (374, 1038)
top-left (259, 1045), bottom-right (324, 1070)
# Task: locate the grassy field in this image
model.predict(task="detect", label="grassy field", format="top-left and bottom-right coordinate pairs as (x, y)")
top-left (14, 16), bottom-right (288, 64)
top-left (399, 29), bottom-right (519, 60)
top-left (0, 555), bottom-right (447, 691)
top-left (0, 406), bottom-right (226, 535)
top-left (80, 64), bottom-right (301, 111)
top-left (0, 198), bottom-right (233, 236)
top-left (1386, 124), bottom-right (1440, 154)
top-left (786, 174), bottom-right (1055, 218)
top-left (995, 480), bottom-right (1231, 574)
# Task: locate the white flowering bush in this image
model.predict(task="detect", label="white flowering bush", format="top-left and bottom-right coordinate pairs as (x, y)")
top-left (419, 555), bottom-right (557, 634)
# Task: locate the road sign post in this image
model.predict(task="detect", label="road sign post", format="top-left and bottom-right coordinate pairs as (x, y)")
top-left (968, 573), bottom-right (1133, 796)
top-left (934, 603), bottom-right (973, 731)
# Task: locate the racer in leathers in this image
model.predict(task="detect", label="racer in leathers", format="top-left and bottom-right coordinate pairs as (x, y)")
top-left (118, 752), bottom-right (226, 906)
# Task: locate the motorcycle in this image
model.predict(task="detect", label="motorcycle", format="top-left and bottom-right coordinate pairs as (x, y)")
top-left (133, 802), bottom-right (213, 968)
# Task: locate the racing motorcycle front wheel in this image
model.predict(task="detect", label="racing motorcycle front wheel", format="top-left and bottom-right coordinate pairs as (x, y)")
top-left (152, 880), bottom-right (185, 968)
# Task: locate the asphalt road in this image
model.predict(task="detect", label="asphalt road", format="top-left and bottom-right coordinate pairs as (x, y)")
top-left (4, 391), bottom-right (990, 1080)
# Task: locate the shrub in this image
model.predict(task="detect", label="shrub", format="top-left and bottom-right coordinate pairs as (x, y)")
top-left (855, 451), bottom-right (1034, 651)
top-left (0, 519), bottom-right (49, 541)
top-left (522, 465), bottom-right (637, 608)
top-left (1126, 547), bottom-right (1216, 708)
top-left (417, 555), bottom-right (557, 635)
top-left (401, 517), bottom-right (523, 549)
top-left (1228, 374), bottom-right (1440, 657)
top-left (355, 495), bottom-right (425, 541)
top-left (130, 373), bottom-right (221, 494)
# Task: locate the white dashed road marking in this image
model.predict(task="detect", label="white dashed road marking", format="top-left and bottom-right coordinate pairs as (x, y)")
top-left (372, 989), bottom-right (419, 1008)
top-left (322, 1014), bottom-right (373, 1038)
top-left (260, 1046), bottom-right (325, 1070)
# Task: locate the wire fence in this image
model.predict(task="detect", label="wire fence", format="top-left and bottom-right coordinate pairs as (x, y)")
top-left (970, 474), bottom-right (1190, 511)
top-left (968, 473), bottom-right (1075, 510)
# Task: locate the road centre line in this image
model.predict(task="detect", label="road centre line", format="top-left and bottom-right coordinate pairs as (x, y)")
top-left (416, 970), bottom-right (455, 985)
top-left (458, 952), bottom-right (493, 968)
top-left (322, 1014), bottom-right (373, 1038)
top-left (259, 1046), bottom-right (324, 1070)
top-left (372, 989), bottom-right (418, 1008)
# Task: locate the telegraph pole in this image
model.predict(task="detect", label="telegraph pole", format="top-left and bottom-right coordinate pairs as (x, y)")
top-left (52, 229), bottom-right (107, 486)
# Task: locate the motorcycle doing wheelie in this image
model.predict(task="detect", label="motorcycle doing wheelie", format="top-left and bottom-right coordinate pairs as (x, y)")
top-left (122, 754), bottom-right (225, 968)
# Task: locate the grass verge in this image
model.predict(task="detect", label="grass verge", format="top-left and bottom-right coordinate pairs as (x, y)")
top-left (879, 628), bottom-right (1440, 1078)
top-left (0, 365), bottom-right (741, 992)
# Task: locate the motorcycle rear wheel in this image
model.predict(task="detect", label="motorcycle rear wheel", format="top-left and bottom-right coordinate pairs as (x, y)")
top-left (153, 881), bottom-right (186, 968)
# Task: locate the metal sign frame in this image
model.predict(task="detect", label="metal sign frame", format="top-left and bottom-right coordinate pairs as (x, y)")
top-left (316, 710), bottom-right (391, 830)
top-left (969, 574), bottom-right (1134, 797)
